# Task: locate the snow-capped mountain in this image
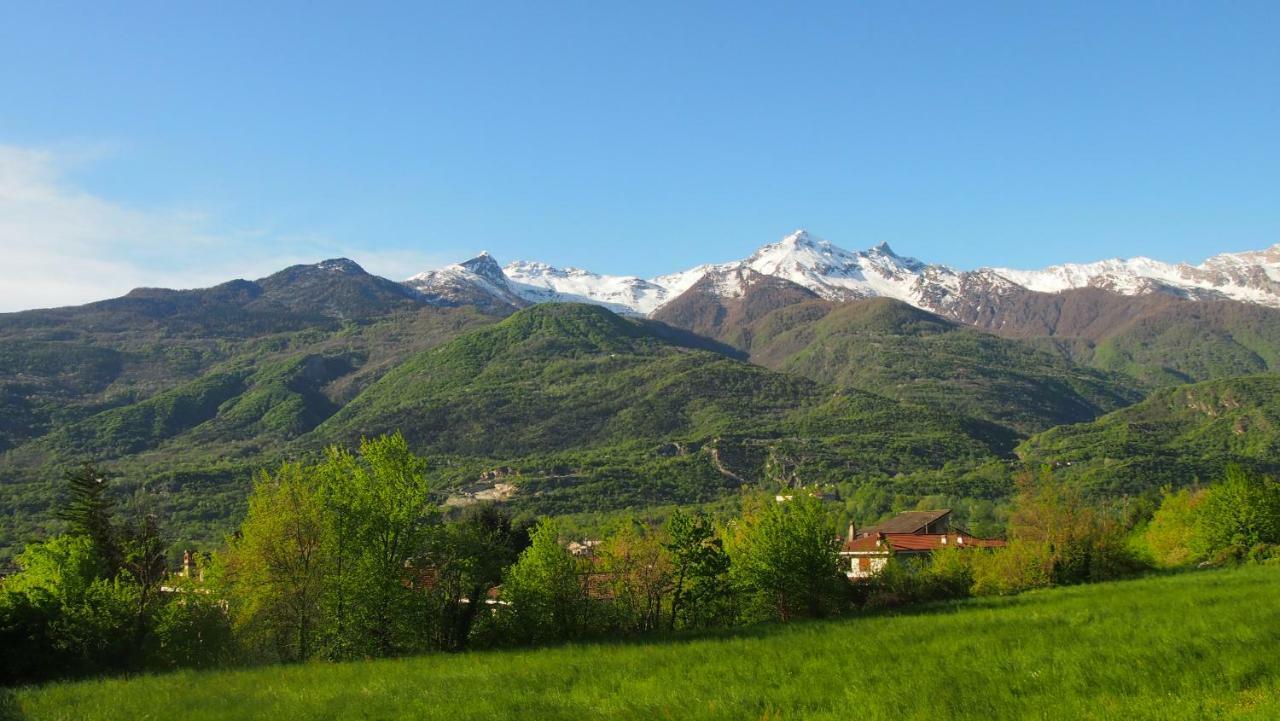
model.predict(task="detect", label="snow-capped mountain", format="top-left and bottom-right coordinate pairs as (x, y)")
top-left (402, 231), bottom-right (1280, 318)
top-left (991, 246), bottom-right (1280, 305)
top-left (504, 261), bottom-right (671, 315)
top-left (404, 252), bottom-right (528, 310)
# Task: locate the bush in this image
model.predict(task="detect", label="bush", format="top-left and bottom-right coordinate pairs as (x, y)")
top-left (1195, 466), bottom-right (1280, 553)
top-left (970, 541), bottom-right (1053, 596)
top-left (151, 579), bottom-right (236, 669)
top-left (1142, 487), bottom-right (1208, 568)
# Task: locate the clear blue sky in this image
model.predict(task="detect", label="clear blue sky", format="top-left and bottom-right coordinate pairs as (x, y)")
top-left (1, 2), bottom-right (1277, 309)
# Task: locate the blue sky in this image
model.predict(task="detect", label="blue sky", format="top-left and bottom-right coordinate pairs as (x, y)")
top-left (1, 2), bottom-right (1277, 310)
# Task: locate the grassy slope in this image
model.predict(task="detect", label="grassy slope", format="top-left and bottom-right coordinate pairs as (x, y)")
top-left (13, 565), bottom-right (1280, 721)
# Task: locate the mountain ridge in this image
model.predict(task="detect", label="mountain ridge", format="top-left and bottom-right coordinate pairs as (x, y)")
top-left (402, 230), bottom-right (1280, 319)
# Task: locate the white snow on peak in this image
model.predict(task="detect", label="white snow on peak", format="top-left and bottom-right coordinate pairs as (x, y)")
top-left (989, 244), bottom-right (1280, 306)
top-left (403, 233), bottom-right (1280, 316)
top-left (503, 260), bottom-right (670, 316)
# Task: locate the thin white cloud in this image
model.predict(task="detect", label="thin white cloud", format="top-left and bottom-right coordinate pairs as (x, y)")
top-left (0, 144), bottom-right (457, 312)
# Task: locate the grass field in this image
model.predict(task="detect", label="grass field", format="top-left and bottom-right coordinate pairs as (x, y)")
top-left (8, 565), bottom-right (1279, 721)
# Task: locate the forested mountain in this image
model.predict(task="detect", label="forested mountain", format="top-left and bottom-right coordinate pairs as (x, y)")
top-left (4, 242), bottom-right (1280, 564)
top-left (949, 288), bottom-right (1280, 387)
top-left (657, 293), bottom-right (1143, 436)
top-left (0, 301), bottom-right (1013, 561)
top-left (1018, 375), bottom-right (1280, 495)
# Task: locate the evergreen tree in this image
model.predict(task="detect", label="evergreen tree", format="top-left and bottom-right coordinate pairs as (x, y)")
top-left (56, 462), bottom-right (122, 575)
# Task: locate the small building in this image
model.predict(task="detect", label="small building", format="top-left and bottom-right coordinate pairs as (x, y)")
top-left (840, 509), bottom-right (1005, 580)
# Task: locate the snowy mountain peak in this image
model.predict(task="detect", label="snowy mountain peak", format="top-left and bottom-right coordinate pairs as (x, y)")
top-left (403, 231), bottom-right (1280, 318)
top-left (779, 229), bottom-right (821, 247)
top-left (504, 259), bottom-right (669, 315)
top-left (989, 246), bottom-right (1280, 304)
top-left (458, 252), bottom-right (507, 286)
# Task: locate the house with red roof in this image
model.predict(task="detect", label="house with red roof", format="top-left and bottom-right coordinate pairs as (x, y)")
top-left (841, 509), bottom-right (1005, 579)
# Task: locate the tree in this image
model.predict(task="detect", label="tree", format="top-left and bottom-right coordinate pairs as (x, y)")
top-left (151, 575), bottom-right (236, 669)
top-left (1195, 466), bottom-right (1280, 558)
top-left (335, 432), bottom-right (435, 657)
top-left (665, 509), bottom-right (731, 630)
top-left (598, 520), bottom-right (672, 633)
top-left (315, 445), bottom-right (363, 659)
top-left (501, 519), bottom-right (588, 643)
top-left (421, 504), bottom-right (529, 651)
top-left (1143, 487), bottom-right (1209, 567)
top-left (0, 535), bottom-right (134, 680)
top-left (120, 513), bottom-right (169, 647)
top-left (56, 462), bottom-right (121, 576)
top-left (1007, 469), bottom-right (1139, 584)
top-left (726, 495), bottom-right (843, 622)
top-left (221, 462), bottom-right (327, 662)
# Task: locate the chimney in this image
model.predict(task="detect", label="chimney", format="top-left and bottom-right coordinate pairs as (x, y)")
top-left (846, 521), bottom-right (857, 543)
top-left (182, 549), bottom-right (193, 578)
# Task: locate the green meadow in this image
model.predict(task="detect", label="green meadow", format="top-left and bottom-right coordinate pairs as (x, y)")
top-left (8, 564), bottom-right (1279, 721)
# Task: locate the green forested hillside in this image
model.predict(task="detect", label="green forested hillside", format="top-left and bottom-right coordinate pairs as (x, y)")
top-left (954, 288), bottom-right (1280, 387)
top-left (312, 303), bottom-right (1011, 516)
top-left (737, 298), bottom-right (1143, 436)
top-left (0, 275), bottom-right (506, 561)
top-left (7, 261), bottom-right (1280, 567)
top-left (0, 302), bottom-right (1014, 561)
top-left (1018, 374), bottom-right (1280, 494)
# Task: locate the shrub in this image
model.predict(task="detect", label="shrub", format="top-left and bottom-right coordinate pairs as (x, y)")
top-left (151, 579), bottom-right (236, 669)
top-left (1142, 487), bottom-right (1208, 568)
top-left (970, 540), bottom-right (1053, 596)
top-left (1195, 466), bottom-right (1280, 554)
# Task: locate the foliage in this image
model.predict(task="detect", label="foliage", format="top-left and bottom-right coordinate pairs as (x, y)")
top-left (0, 535), bottom-right (137, 682)
top-left (1005, 470), bottom-right (1143, 585)
top-left (1195, 465), bottom-right (1280, 553)
top-left (55, 463), bottom-right (122, 575)
top-left (150, 576), bottom-right (237, 669)
top-left (1018, 375), bottom-right (1280, 495)
top-left (725, 494), bottom-right (844, 622)
top-left (1142, 487), bottom-right (1209, 567)
top-left (664, 509), bottom-right (732, 630)
top-left (219, 462), bottom-right (327, 662)
top-left (596, 520), bottom-right (673, 634)
top-left (418, 504), bottom-right (529, 651)
top-left (499, 519), bottom-right (589, 644)
top-left (14, 565), bottom-right (1280, 721)
top-left (328, 432), bottom-right (436, 658)
top-left (1135, 467), bottom-right (1280, 569)
top-left (750, 298), bottom-right (1143, 437)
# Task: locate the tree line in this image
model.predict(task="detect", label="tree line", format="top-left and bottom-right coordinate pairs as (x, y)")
top-left (4, 433), bottom-right (1279, 686)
